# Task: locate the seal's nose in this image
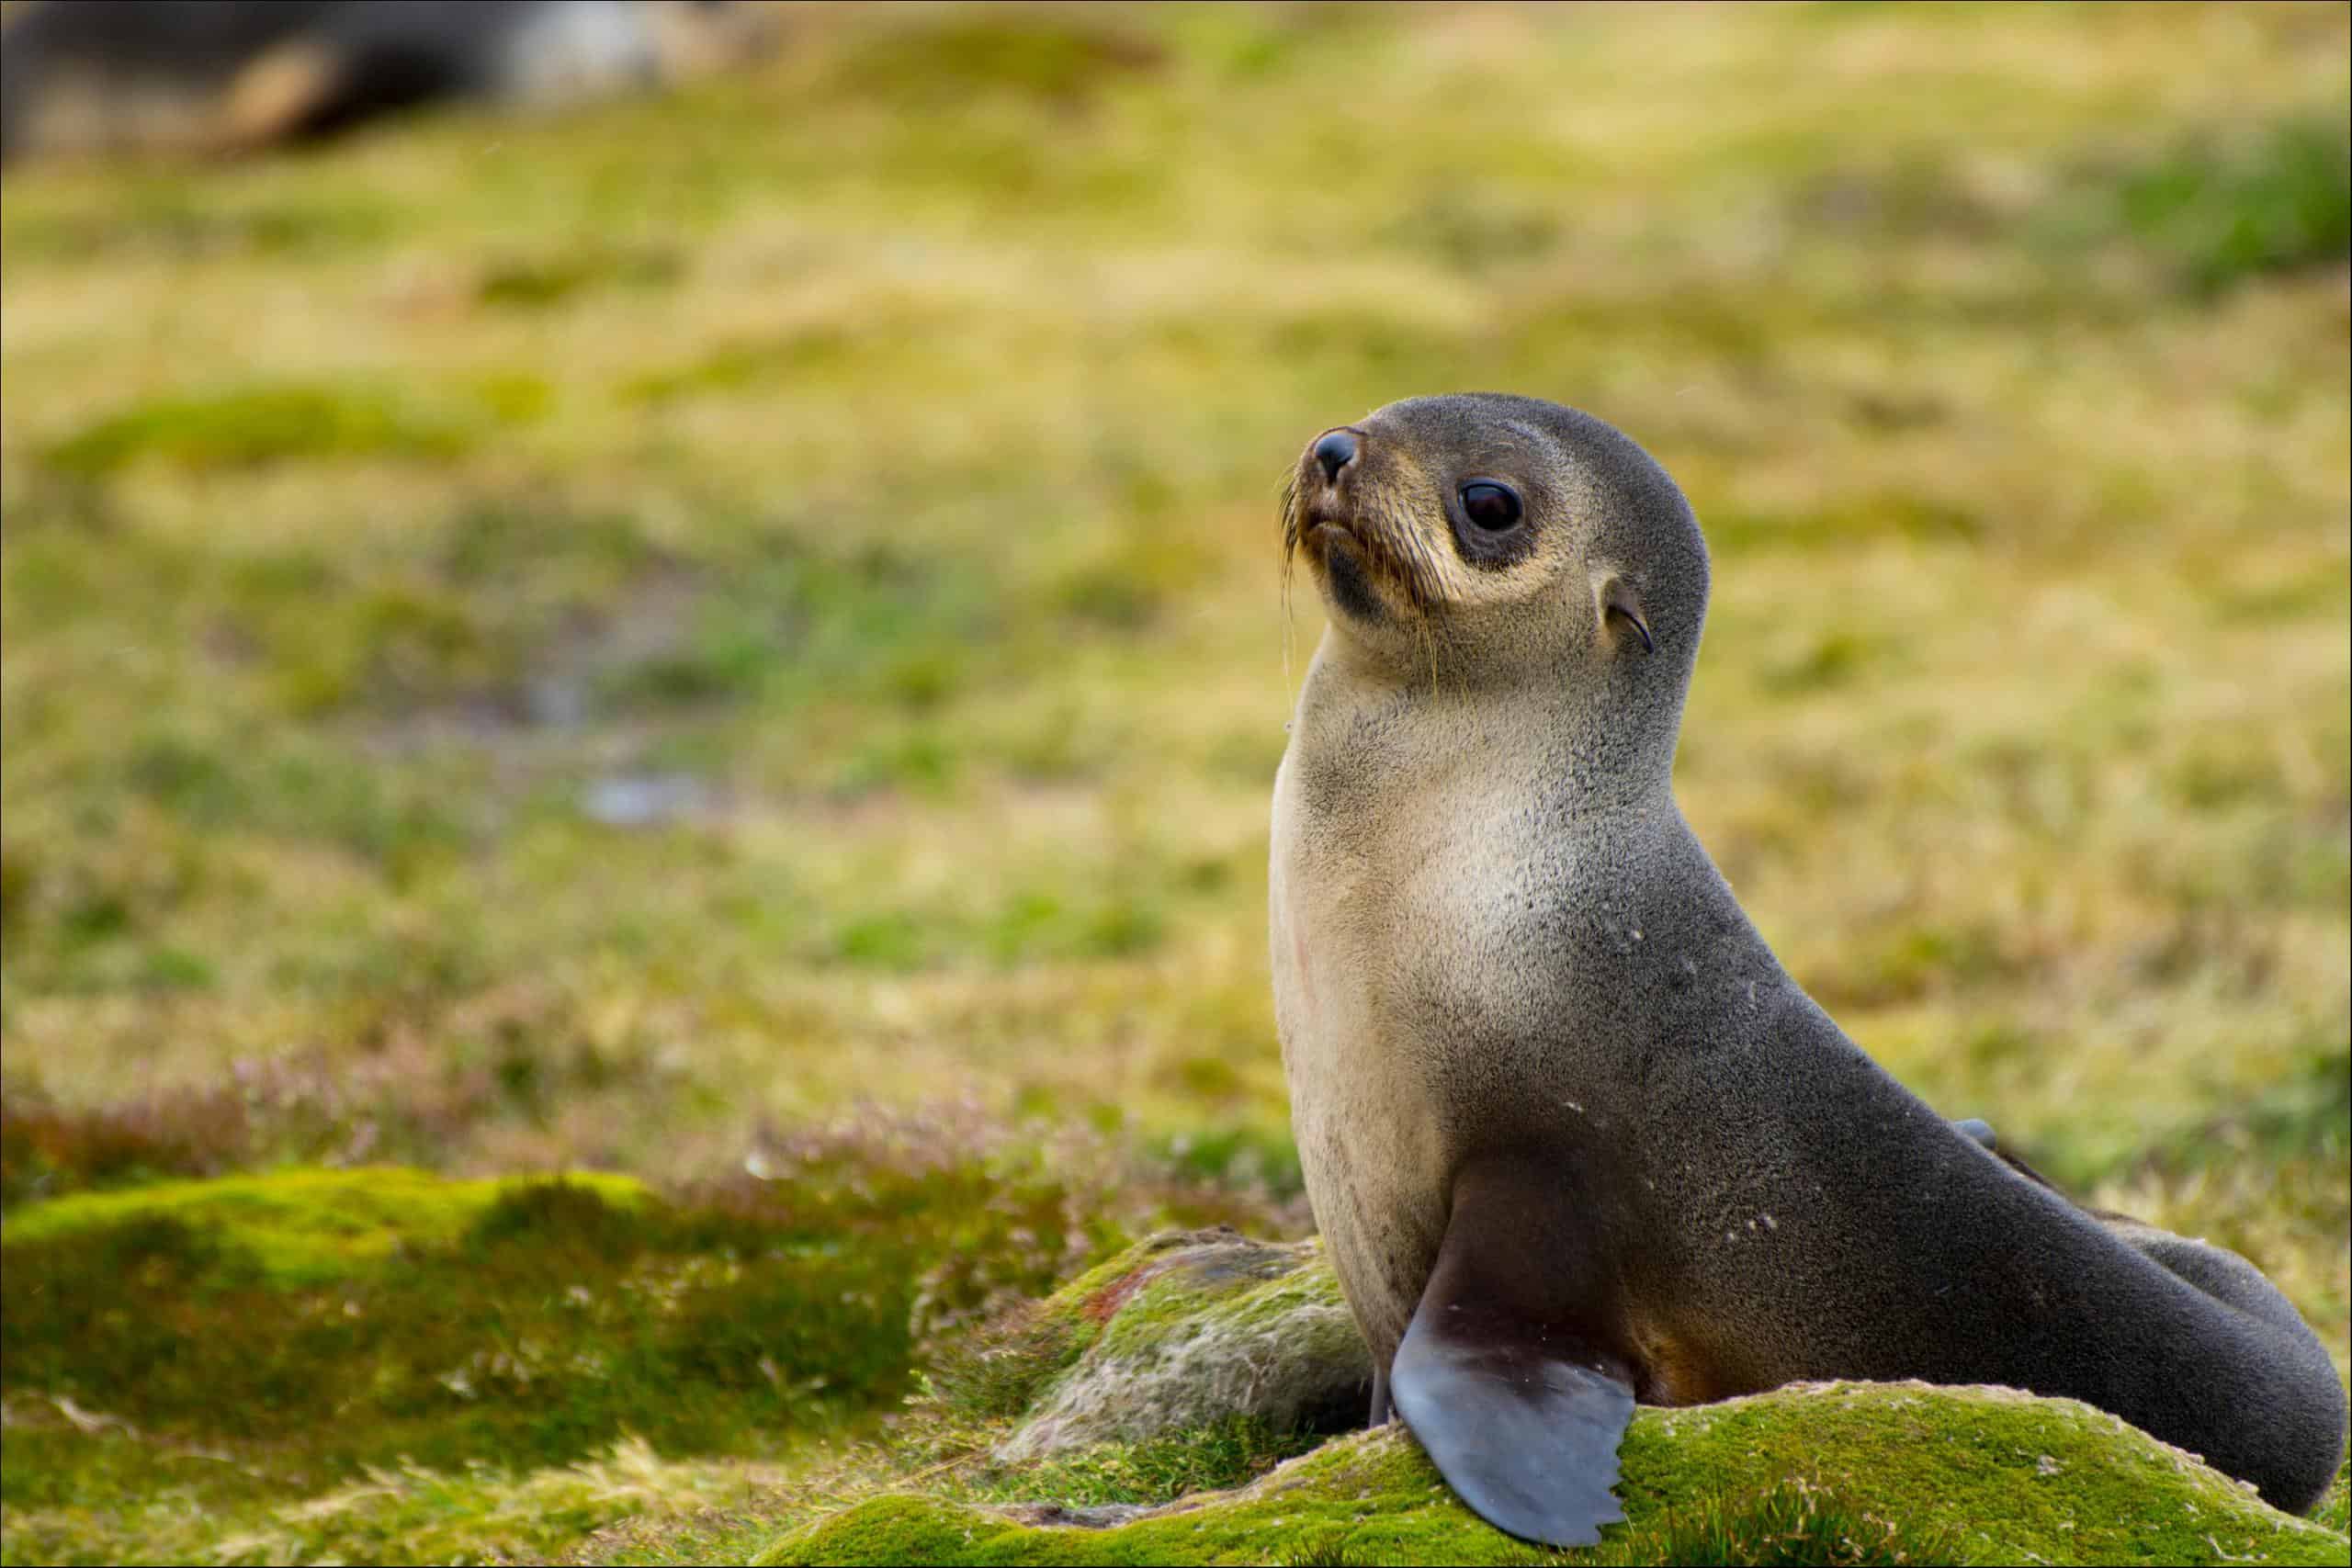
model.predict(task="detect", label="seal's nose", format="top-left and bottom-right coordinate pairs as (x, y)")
top-left (1312, 429), bottom-right (1358, 483)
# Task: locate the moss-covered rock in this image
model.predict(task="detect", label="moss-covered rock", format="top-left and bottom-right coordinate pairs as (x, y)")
top-left (760, 1382), bottom-right (2350, 1567)
top-left (6, 1201), bottom-right (2347, 1567)
top-left (765, 1230), bottom-right (2352, 1566)
top-left (967, 1228), bottom-right (1371, 1459)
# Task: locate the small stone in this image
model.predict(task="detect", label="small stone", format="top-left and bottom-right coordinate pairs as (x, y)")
top-left (580, 773), bottom-right (707, 828)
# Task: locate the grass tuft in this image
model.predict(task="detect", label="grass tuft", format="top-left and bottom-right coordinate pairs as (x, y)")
top-left (1618, 1481), bottom-right (1964, 1567)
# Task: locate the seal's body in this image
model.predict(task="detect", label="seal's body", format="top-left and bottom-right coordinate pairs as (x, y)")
top-left (0, 0), bottom-right (772, 166)
top-left (1269, 395), bottom-right (2345, 1546)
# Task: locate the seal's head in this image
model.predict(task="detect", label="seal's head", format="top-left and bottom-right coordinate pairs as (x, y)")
top-left (1284, 394), bottom-right (1709, 705)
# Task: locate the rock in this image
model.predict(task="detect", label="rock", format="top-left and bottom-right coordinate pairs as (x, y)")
top-left (987, 1227), bottom-right (1372, 1461)
top-left (761, 1229), bottom-right (2352, 1567)
top-left (762, 1381), bottom-right (2350, 1566)
top-left (580, 772), bottom-right (710, 827)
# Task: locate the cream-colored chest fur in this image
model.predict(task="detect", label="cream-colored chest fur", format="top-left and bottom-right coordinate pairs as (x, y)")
top-left (1268, 652), bottom-right (1550, 1363)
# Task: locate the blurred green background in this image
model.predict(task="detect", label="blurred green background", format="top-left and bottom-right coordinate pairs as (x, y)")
top-left (1, 3), bottom-right (2346, 1561)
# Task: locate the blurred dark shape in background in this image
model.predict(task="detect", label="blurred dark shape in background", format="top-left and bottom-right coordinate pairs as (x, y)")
top-left (0, 0), bottom-right (777, 167)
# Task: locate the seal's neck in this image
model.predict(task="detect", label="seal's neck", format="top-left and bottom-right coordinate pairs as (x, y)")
top-left (1295, 629), bottom-right (1685, 818)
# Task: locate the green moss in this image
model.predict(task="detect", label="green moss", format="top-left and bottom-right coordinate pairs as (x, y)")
top-left (0, 1428), bottom-right (765, 1568)
top-left (2314, 1454), bottom-right (2350, 1535)
top-left (1605, 1482), bottom-right (1964, 1566)
top-left (977, 1417), bottom-right (1327, 1512)
top-left (1090, 1241), bottom-right (1340, 1359)
top-left (1703, 493), bottom-right (1985, 557)
top-left (764, 1494), bottom-right (1008, 1568)
top-left (1, 1167), bottom-right (645, 1284)
top-left (476, 245), bottom-right (682, 310)
top-left (0, 180), bottom-right (396, 265)
top-left (1, 1161), bottom-right (1125, 1490)
top-left (818, 11), bottom-right (1166, 110)
top-left (820, 876), bottom-right (1179, 973)
top-left (935, 1233), bottom-right (1369, 1472)
top-left (1758, 633), bottom-right (1877, 695)
top-left (0, 1414), bottom-right (283, 1517)
top-left (39, 381), bottom-right (539, 478)
top-left (618, 328), bottom-right (863, 405)
top-left (860, 1237), bottom-right (2345, 1562)
top-left (923, 1231), bottom-right (1351, 1423)
top-left (980, 887), bottom-right (1168, 966)
top-left (930, 1327), bottom-right (1094, 1428)
top-left (589, 540), bottom-right (1000, 722)
top-left (2052, 112), bottom-right (2352, 297)
top-left (759, 1385), bottom-right (2352, 1567)
top-left (2139, 1043), bottom-right (2352, 1179)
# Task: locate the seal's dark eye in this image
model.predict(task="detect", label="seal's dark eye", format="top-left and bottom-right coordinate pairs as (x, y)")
top-left (1460, 481), bottom-right (1522, 532)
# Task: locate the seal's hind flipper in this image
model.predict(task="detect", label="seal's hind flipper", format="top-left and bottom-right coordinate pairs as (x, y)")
top-left (1392, 1322), bottom-right (1634, 1546)
top-left (1388, 1161), bottom-right (1638, 1548)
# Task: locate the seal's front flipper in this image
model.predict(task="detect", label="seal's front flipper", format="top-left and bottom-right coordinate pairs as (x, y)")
top-left (1388, 1161), bottom-right (1637, 1549)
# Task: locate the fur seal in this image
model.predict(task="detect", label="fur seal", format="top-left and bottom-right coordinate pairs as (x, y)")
top-left (1267, 394), bottom-right (2346, 1545)
top-left (0, 1), bottom-right (773, 167)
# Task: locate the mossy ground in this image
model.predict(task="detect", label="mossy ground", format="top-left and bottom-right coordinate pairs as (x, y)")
top-left (2, 2), bottom-right (2346, 1562)
top-left (737, 1234), bottom-right (2350, 1568)
top-left (0, 1163), bottom-right (1283, 1564)
top-left (761, 1390), bottom-right (2350, 1568)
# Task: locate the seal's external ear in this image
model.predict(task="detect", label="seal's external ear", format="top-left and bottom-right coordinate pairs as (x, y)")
top-left (1596, 575), bottom-right (1653, 654)
top-left (1387, 1160), bottom-right (1638, 1548)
